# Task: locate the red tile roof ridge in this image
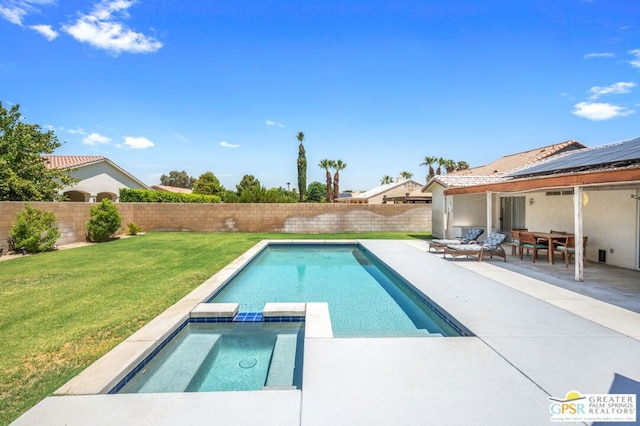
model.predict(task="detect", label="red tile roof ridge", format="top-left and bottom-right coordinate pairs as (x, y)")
top-left (42, 155), bottom-right (107, 169)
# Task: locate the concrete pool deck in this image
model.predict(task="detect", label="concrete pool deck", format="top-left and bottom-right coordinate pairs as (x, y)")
top-left (13, 240), bottom-right (640, 425)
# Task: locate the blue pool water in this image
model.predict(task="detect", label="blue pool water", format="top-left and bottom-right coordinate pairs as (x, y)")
top-left (209, 243), bottom-right (465, 337)
top-left (116, 322), bottom-right (304, 393)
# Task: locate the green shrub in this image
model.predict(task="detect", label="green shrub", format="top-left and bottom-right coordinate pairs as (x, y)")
top-left (126, 222), bottom-right (143, 235)
top-left (8, 205), bottom-right (60, 253)
top-left (119, 188), bottom-right (221, 203)
top-left (86, 199), bottom-right (122, 242)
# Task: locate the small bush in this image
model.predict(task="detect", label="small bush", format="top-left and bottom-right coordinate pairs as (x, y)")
top-left (126, 222), bottom-right (143, 235)
top-left (8, 205), bottom-right (60, 253)
top-left (86, 199), bottom-right (122, 243)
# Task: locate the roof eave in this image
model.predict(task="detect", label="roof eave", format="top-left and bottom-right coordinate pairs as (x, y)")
top-left (444, 167), bottom-right (640, 195)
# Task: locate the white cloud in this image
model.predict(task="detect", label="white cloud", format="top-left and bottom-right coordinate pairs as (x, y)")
top-left (588, 81), bottom-right (636, 99)
top-left (0, 0), bottom-right (56, 25)
top-left (584, 52), bottom-right (614, 59)
top-left (29, 23), bottom-right (57, 40)
top-left (572, 102), bottom-right (634, 120)
top-left (0, 5), bottom-right (26, 24)
top-left (266, 120), bottom-right (284, 128)
top-left (123, 136), bottom-right (154, 149)
top-left (83, 132), bottom-right (111, 145)
top-left (220, 141), bottom-right (239, 148)
top-left (63, 0), bottom-right (162, 55)
top-left (629, 49), bottom-right (640, 69)
top-left (67, 128), bottom-right (87, 135)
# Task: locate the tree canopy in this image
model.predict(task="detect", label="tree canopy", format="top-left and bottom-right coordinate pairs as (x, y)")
top-left (0, 102), bottom-right (77, 201)
top-left (306, 181), bottom-right (326, 202)
top-left (236, 174), bottom-right (261, 195)
top-left (192, 171), bottom-right (225, 196)
top-left (159, 170), bottom-right (196, 188)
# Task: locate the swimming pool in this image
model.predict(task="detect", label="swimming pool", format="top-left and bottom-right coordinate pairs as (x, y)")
top-left (209, 243), bottom-right (467, 337)
top-left (114, 321), bottom-right (304, 393)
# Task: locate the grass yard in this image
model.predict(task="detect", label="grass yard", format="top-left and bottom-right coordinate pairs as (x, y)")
top-left (0, 231), bottom-right (429, 424)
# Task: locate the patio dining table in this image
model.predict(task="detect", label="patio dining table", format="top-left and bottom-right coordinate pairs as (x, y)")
top-left (531, 232), bottom-right (570, 264)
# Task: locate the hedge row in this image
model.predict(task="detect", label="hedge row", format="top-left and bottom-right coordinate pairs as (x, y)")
top-left (119, 188), bottom-right (221, 203)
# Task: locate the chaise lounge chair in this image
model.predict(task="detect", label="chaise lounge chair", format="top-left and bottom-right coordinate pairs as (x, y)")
top-left (427, 228), bottom-right (484, 253)
top-left (442, 232), bottom-right (507, 262)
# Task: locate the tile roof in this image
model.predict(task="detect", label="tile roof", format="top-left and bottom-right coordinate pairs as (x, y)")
top-left (43, 155), bottom-right (107, 169)
top-left (449, 140), bottom-right (586, 176)
top-left (426, 140), bottom-right (588, 189)
top-left (42, 155), bottom-right (150, 190)
top-left (428, 175), bottom-right (507, 188)
top-left (509, 136), bottom-right (640, 178)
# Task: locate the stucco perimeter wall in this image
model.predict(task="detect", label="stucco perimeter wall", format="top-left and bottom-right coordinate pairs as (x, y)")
top-left (0, 202), bottom-right (431, 252)
top-left (0, 202), bottom-right (94, 252)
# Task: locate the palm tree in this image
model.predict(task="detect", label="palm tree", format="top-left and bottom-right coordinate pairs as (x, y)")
top-left (443, 159), bottom-right (456, 174)
top-left (319, 159), bottom-right (333, 203)
top-left (456, 161), bottom-right (470, 171)
top-left (380, 175), bottom-right (393, 184)
top-left (400, 171), bottom-right (413, 180)
top-left (296, 132), bottom-right (306, 202)
top-left (420, 156), bottom-right (437, 180)
top-left (435, 157), bottom-right (445, 175)
top-left (332, 159), bottom-right (346, 202)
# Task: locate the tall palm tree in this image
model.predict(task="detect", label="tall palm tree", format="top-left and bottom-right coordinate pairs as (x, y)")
top-left (332, 159), bottom-right (346, 202)
top-left (400, 171), bottom-right (413, 180)
top-left (296, 132), bottom-right (306, 202)
top-left (443, 159), bottom-right (456, 174)
top-left (435, 157), bottom-right (446, 175)
top-left (319, 159), bottom-right (333, 203)
top-left (420, 156), bottom-right (437, 180)
top-left (380, 175), bottom-right (393, 184)
top-left (456, 160), bottom-right (470, 171)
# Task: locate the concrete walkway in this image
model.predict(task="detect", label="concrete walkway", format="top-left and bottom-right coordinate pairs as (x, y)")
top-left (13, 240), bottom-right (640, 425)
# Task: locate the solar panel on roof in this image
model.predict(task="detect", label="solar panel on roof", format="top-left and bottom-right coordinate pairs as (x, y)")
top-left (509, 137), bottom-right (640, 177)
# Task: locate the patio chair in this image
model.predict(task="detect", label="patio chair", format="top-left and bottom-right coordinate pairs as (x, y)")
top-left (554, 236), bottom-right (588, 268)
top-left (519, 231), bottom-right (549, 263)
top-left (510, 229), bottom-right (524, 256)
top-left (549, 230), bottom-right (568, 248)
top-left (442, 232), bottom-right (507, 262)
top-left (427, 228), bottom-right (484, 253)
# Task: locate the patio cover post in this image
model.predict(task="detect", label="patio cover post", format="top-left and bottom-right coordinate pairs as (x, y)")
top-left (573, 186), bottom-right (585, 281)
top-left (486, 192), bottom-right (493, 238)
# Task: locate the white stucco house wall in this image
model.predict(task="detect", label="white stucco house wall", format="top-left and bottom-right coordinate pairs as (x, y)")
top-left (44, 155), bottom-right (150, 202)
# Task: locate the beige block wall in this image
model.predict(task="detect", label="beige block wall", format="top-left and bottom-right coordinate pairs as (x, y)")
top-left (0, 202), bottom-right (431, 253)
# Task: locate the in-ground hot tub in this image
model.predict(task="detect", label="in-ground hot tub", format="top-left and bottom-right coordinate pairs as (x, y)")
top-left (112, 320), bottom-right (305, 394)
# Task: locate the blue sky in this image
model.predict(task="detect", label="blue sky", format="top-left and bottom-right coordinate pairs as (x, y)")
top-left (1, 1), bottom-right (639, 191)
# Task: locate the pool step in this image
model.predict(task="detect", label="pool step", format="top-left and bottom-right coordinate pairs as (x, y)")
top-left (264, 333), bottom-right (298, 388)
top-left (133, 333), bottom-right (220, 393)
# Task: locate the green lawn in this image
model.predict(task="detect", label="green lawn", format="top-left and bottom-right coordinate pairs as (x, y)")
top-left (0, 231), bottom-right (429, 424)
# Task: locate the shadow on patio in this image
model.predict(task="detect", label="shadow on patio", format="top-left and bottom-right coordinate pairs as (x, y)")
top-left (439, 246), bottom-right (640, 314)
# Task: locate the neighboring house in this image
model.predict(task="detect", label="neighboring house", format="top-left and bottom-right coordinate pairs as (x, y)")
top-left (151, 185), bottom-right (193, 194)
top-left (425, 140), bottom-right (586, 239)
top-left (44, 155), bottom-right (150, 202)
top-left (336, 178), bottom-right (427, 204)
top-left (426, 137), bottom-right (640, 273)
